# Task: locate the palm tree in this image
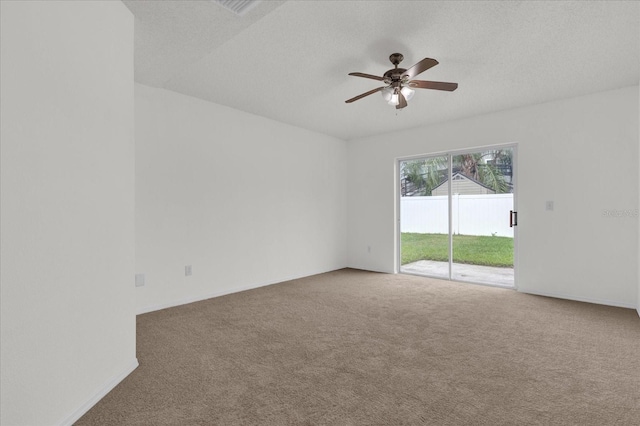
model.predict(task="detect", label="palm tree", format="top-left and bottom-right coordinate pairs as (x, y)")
top-left (400, 157), bottom-right (448, 196)
top-left (402, 149), bottom-right (512, 196)
top-left (453, 150), bottom-right (512, 193)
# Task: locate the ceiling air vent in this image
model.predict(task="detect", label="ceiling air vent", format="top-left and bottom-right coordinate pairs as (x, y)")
top-left (212, 0), bottom-right (261, 16)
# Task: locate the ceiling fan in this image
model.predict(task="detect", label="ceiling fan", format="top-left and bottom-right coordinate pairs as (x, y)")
top-left (345, 53), bottom-right (458, 110)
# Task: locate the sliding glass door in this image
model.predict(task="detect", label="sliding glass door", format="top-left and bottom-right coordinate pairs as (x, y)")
top-left (399, 155), bottom-right (450, 279)
top-left (398, 146), bottom-right (516, 288)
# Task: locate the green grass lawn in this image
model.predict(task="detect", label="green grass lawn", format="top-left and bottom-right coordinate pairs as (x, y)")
top-left (401, 233), bottom-right (513, 267)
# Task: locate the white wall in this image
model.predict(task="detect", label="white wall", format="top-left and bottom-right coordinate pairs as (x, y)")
top-left (0, 2), bottom-right (136, 425)
top-left (347, 86), bottom-right (639, 308)
top-left (135, 84), bottom-right (347, 313)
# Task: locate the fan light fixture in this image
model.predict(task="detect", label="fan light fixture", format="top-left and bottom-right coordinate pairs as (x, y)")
top-left (381, 86), bottom-right (394, 102)
top-left (388, 91), bottom-right (399, 106)
top-left (346, 53), bottom-right (458, 110)
top-left (382, 87), bottom-right (412, 106)
top-left (401, 86), bottom-right (415, 101)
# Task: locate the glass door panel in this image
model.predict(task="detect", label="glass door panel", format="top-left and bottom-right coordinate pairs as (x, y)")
top-left (399, 155), bottom-right (450, 279)
top-left (451, 148), bottom-right (514, 287)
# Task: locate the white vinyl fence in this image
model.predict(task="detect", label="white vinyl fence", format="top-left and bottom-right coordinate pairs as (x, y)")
top-left (401, 194), bottom-right (514, 237)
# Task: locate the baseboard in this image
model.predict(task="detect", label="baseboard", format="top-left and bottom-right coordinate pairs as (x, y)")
top-left (137, 283), bottom-right (268, 315)
top-left (137, 267), bottom-right (347, 315)
top-left (517, 287), bottom-right (637, 310)
top-left (59, 358), bottom-right (139, 426)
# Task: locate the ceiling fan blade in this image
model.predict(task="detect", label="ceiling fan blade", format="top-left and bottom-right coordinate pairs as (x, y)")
top-left (345, 87), bottom-right (385, 103)
top-left (348, 72), bottom-right (385, 81)
top-left (402, 58), bottom-right (438, 79)
top-left (409, 80), bottom-right (458, 91)
top-left (396, 91), bottom-right (408, 109)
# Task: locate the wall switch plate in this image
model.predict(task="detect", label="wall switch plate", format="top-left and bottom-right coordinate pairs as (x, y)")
top-left (185, 265), bottom-right (192, 276)
top-left (546, 201), bottom-right (554, 211)
top-left (135, 273), bottom-right (145, 287)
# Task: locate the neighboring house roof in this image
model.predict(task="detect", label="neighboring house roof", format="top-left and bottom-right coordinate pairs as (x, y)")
top-left (432, 172), bottom-right (496, 193)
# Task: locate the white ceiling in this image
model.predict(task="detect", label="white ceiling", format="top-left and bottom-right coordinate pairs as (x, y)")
top-left (123, 0), bottom-right (640, 141)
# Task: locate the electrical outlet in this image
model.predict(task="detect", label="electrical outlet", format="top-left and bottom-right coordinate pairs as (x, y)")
top-left (546, 201), bottom-right (554, 211)
top-left (135, 273), bottom-right (145, 287)
top-left (185, 265), bottom-right (192, 276)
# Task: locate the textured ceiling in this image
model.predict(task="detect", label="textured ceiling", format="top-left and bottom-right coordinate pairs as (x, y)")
top-left (123, 0), bottom-right (640, 141)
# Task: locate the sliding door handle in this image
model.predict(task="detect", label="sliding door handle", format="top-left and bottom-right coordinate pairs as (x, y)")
top-left (510, 210), bottom-right (518, 227)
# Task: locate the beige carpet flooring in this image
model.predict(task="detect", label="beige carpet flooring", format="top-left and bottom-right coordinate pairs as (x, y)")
top-left (77, 269), bottom-right (640, 425)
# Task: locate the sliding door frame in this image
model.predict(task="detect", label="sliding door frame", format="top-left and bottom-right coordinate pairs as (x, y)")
top-left (396, 142), bottom-right (518, 289)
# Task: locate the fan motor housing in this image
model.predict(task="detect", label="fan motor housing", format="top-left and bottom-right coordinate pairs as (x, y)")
top-left (383, 68), bottom-right (408, 83)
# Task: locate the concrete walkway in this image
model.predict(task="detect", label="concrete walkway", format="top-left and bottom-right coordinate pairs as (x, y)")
top-left (401, 260), bottom-right (514, 287)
